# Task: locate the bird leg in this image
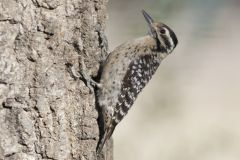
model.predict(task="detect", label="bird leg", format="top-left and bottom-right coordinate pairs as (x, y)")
top-left (79, 58), bottom-right (102, 89)
top-left (66, 60), bottom-right (102, 93)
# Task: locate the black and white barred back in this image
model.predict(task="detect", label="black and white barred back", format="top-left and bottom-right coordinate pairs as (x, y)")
top-left (113, 54), bottom-right (160, 125)
top-left (96, 10), bottom-right (178, 154)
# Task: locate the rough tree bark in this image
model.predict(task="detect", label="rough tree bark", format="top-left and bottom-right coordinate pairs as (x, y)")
top-left (0, 0), bottom-right (112, 160)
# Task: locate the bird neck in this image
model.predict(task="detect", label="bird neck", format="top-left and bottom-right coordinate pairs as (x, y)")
top-left (133, 35), bottom-right (169, 54)
top-left (133, 35), bottom-right (157, 50)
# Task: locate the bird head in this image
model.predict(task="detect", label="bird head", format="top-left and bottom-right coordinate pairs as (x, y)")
top-left (142, 10), bottom-right (178, 53)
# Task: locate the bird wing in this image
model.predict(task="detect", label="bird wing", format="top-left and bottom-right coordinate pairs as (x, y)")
top-left (113, 54), bottom-right (161, 122)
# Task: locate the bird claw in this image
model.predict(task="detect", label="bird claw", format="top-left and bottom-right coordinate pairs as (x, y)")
top-left (66, 61), bottom-right (101, 94)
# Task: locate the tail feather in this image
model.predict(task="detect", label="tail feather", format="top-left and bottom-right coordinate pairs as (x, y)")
top-left (96, 124), bottom-right (116, 154)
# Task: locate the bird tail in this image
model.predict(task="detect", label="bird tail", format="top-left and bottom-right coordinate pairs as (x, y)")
top-left (96, 124), bottom-right (116, 155)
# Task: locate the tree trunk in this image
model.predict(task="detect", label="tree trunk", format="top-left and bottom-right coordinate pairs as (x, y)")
top-left (0, 0), bottom-right (112, 159)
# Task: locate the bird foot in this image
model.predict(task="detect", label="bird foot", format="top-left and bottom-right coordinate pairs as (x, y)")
top-left (66, 60), bottom-right (101, 93)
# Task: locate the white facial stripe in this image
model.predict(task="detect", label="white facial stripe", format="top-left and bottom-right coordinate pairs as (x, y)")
top-left (157, 34), bottom-right (167, 48)
top-left (160, 36), bottom-right (167, 48)
top-left (164, 28), bottom-right (174, 52)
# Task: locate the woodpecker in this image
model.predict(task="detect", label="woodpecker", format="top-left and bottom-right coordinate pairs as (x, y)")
top-left (68, 10), bottom-right (178, 154)
top-left (94, 10), bottom-right (178, 154)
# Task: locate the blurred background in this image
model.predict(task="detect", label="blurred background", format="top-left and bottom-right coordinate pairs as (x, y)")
top-left (105, 0), bottom-right (240, 160)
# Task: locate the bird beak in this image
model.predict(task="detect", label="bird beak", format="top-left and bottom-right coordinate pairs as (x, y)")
top-left (142, 9), bottom-right (155, 36)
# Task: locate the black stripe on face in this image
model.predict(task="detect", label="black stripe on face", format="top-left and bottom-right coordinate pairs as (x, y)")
top-left (171, 32), bottom-right (178, 48)
top-left (162, 35), bottom-right (172, 51)
top-left (163, 25), bottom-right (178, 48)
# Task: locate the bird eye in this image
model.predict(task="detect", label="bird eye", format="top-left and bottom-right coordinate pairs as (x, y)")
top-left (160, 28), bottom-right (166, 34)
